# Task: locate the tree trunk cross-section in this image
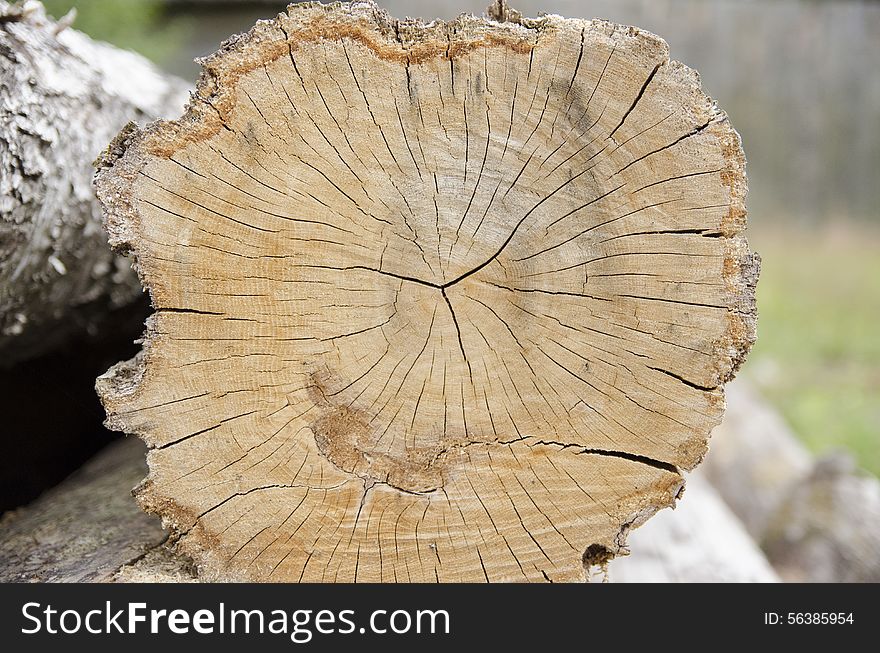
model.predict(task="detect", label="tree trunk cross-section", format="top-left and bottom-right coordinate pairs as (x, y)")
top-left (95, 1), bottom-right (758, 582)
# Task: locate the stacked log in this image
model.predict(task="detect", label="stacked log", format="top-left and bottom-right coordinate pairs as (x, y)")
top-left (0, 0), bottom-right (188, 364)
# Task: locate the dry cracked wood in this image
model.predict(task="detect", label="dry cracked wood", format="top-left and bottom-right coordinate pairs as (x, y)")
top-left (0, 420), bottom-right (779, 584)
top-left (95, 1), bottom-right (758, 582)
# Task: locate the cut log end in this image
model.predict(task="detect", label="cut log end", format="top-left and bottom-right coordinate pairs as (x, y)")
top-left (95, 0), bottom-right (756, 582)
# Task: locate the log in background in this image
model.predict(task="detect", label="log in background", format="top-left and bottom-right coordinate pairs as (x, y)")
top-left (0, 0), bottom-right (188, 509)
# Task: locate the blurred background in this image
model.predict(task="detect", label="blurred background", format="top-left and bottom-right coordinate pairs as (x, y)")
top-left (2, 0), bottom-right (877, 581)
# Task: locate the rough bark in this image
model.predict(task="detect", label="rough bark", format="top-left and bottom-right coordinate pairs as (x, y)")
top-left (0, 0), bottom-right (188, 363)
top-left (95, 1), bottom-right (757, 582)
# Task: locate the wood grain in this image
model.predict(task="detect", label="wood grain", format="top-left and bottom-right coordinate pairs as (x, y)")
top-left (95, 1), bottom-right (757, 582)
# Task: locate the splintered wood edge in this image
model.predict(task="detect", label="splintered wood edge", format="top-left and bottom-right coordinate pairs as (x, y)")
top-left (94, 0), bottom-right (757, 581)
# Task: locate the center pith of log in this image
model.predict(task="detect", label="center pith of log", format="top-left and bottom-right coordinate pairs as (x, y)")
top-left (95, 1), bottom-right (757, 582)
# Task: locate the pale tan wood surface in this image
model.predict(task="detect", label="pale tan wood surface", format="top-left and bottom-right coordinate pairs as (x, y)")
top-left (95, 1), bottom-right (757, 582)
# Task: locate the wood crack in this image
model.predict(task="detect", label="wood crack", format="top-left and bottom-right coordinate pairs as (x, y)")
top-left (93, 1), bottom-right (754, 582)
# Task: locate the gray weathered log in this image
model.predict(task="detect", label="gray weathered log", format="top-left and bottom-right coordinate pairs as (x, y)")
top-left (702, 380), bottom-right (880, 582)
top-left (762, 452), bottom-right (880, 583)
top-left (0, 437), bottom-right (179, 582)
top-left (0, 0), bottom-right (188, 363)
top-left (701, 381), bottom-right (812, 537)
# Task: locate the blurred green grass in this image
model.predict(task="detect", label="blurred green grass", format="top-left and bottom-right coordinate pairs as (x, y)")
top-left (42, 0), bottom-right (190, 68)
top-left (745, 224), bottom-right (880, 475)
